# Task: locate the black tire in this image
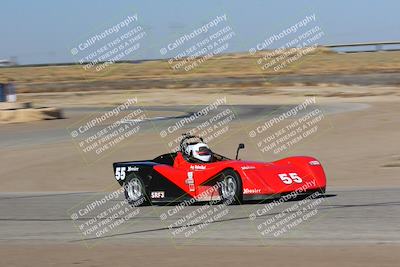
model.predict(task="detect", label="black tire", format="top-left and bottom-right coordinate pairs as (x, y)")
top-left (123, 175), bottom-right (150, 206)
top-left (219, 169), bottom-right (242, 205)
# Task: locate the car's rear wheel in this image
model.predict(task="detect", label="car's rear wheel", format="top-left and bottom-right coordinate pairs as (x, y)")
top-left (123, 176), bottom-right (149, 206)
top-left (219, 169), bottom-right (242, 204)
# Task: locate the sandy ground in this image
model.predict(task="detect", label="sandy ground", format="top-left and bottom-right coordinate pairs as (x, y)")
top-left (1, 86), bottom-right (400, 191)
top-left (16, 85), bottom-right (400, 108)
top-left (1, 244), bottom-right (400, 267)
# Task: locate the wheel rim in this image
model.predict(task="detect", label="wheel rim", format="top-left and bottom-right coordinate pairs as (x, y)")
top-left (221, 175), bottom-right (237, 199)
top-left (126, 178), bottom-right (143, 201)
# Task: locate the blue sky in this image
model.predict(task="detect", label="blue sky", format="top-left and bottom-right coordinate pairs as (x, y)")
top-left (1, 0), bottom-right (399, 64)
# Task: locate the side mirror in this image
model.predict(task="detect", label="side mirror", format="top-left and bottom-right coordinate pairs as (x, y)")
top-left (235, 143), bottom-right (245, 160)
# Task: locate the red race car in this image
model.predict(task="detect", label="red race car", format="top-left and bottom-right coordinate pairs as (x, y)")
top-left (113, 134), bottom-right (326, 205)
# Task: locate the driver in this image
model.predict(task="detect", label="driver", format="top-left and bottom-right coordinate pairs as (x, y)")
top-left (185, 142), bottom-right (212, 163)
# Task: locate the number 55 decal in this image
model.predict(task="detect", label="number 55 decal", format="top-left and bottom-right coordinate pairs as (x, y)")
top-left (115, 167), bottom-right (126, 181)
top-left (278, 173), bottom-right (303, 184)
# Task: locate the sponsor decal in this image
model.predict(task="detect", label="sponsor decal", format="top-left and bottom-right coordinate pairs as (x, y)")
top-left (241, 166), bottom-right (256, 170)
top-left (186, 172), bottom-right (195, 192)
top-left (151, 191), bottom-right (165, 199)
top-left (190, 165), bottom-right (207, 170)
top-left (308, 160), bottom-right (321, 166)
top-left (244, 188), bottom-right (261, 194)
top-left (128, 166), bottom-right (139, 171)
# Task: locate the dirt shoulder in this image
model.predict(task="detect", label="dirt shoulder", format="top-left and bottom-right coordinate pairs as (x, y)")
top-left (1, 243), bottom-right (399, 267)
top-left (15, 85), bottom-right (400, 108)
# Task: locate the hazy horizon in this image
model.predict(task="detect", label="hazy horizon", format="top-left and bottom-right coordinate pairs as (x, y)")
top-left (1, 0), bottom-right (399, 64)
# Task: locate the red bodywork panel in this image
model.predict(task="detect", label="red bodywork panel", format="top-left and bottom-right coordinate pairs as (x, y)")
top-left (153, 152), bottom-right (326, 199)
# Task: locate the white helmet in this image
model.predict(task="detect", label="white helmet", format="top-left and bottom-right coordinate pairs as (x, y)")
top-left (185, 142), bottom-right (212, 162)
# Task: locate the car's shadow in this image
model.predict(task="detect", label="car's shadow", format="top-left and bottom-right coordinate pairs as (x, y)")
top-left (152, 193), bottom-right (337, 206)
top-left (244, 193), bottom-right (337, 205)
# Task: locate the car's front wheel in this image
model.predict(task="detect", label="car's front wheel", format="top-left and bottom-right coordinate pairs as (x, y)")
top-left (219, 169), bottom-right (242, 204)
top-left (123, 176), bottom-right (149, 206)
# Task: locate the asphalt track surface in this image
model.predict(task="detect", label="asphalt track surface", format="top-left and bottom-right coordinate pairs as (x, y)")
top-left (1, 103), bottom-right (399, 246)
top-left (0, 187), bottom-right (399, 245)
